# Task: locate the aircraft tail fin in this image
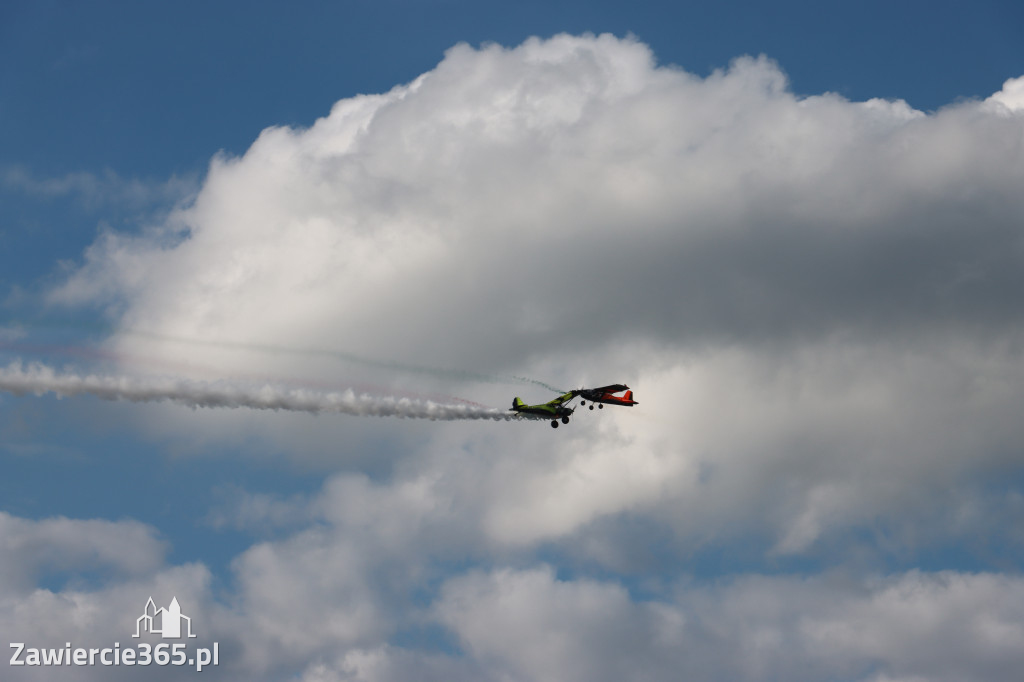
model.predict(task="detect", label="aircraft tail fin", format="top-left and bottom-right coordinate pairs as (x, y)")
top-left (512, 397), bottom-right (524, 410)
top-left (624, 390), bottom-right (634, 402)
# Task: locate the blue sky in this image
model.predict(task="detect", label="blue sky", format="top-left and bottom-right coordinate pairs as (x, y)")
top-left (3, 2), bottom-right (1024, 681)
top-left (4, 0), bottom-right (1022, 173)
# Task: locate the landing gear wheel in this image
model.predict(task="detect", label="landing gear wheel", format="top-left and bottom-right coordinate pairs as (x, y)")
top-left (580, 400), bottom-right (585, 405)
top-left (561, 416), bottom-right (570, 424)
top-left (589, 405), bottom-right (594, 410)
top-left (551, 421), bottom-right (559, 428)
top-left (598, 404), bottom-right (604, 409)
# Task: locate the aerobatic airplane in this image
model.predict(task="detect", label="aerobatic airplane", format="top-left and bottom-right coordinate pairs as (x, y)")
top-left (511, 391), bottom-right (577, 428)
top-left (574, 384), bottom-right (638, 409)
top-left (511, 384), bottom-right (638, 427)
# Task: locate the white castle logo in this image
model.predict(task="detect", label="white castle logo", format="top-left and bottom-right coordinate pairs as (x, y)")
top-left (133, 597), bottom-right (197, 639)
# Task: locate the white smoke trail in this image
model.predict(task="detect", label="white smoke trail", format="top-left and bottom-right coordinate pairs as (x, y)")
top-left (0, 362), bottom-right (515, 421)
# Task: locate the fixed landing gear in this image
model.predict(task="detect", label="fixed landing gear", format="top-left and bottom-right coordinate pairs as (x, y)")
top-left (589, 405), bottom-right (594, 410)
top-left (551, 415), bottom-right (570, 428)
top-left (598, 404), bottom-right (603, 409)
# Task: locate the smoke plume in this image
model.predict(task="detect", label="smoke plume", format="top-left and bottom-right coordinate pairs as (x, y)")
top-left (0, 362), bottom-right (513, 421)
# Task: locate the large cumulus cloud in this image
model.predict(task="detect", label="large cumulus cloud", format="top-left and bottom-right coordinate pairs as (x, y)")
top-left (17, 33), bottom-right (1024, 681)
top-left (52, 34), bottom-right (1024, 369)
top-left (45, 33), bottom-right (1024, 539)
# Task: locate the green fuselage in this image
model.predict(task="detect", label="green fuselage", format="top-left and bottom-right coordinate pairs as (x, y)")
top-left (511, 391), bottom-right (576, 418)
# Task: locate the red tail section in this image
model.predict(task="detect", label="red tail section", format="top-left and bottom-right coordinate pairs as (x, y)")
top-left (624, 391), bottom-right (633, 402)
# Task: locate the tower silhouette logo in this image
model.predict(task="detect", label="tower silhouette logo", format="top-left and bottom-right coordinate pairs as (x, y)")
top-left (133, 597), bottom-right (197, 639)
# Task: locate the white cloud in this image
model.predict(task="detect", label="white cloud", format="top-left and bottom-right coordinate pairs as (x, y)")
top-left (50, 34), bottom-right (1024, 375)
top-left (431, 566), bottom-right (1024, 682)
top-left (986, 75), bottom-right (1024, 112)
top-left (0, 511), bottom-right (220, 681)
top-left (12, 32), bottom-right (1024, 681)
top-left (1, 165), bottom-right (197, 212)
top-left (228, 531), bottom-right (390, 672)
top-left (296, 646), bottom-right (482, 682)
top-left (27, 24), bottom-right (1024, 567)
top-left (0, 512), bottom-right (166, 595)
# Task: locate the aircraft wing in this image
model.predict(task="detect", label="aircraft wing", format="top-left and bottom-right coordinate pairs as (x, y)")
top-left (548, 391), bottom-right (577, 406)
top-left (587, 384), bottom-right (629, 395)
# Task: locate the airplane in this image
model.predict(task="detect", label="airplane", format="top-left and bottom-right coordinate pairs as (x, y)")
top-left (511, 391), bottom-right (577, 428)
top-left (574, 384), bottom-right (638, 410)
